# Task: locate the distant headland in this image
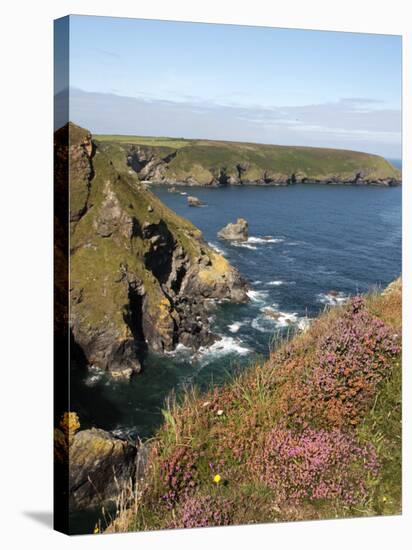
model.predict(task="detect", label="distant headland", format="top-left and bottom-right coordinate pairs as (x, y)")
top-left (95, 133), bottom-right (401, 187)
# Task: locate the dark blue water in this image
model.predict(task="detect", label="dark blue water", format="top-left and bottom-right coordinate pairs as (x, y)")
top-left (71, 181), bottom-right (401, 534)
top-left (73, 182), bottom-right (401, 441)
top-left (156, 184), bottom-right (402, 317)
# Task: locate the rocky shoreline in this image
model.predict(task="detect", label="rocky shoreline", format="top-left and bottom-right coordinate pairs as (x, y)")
top-left (147, 174), bottom-right (401, 188)
top-left (122, 143), bottom-right (401, 188)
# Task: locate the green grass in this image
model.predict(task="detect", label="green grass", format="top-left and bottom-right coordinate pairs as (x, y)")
top-left (95, 134), bottom-right (190, 149)
top-left (94, 133), bottom-right (401, 185)
top-left (70, 143), bottom-right (201, 335)
top-left (357, 359), bottom-right (401, 516)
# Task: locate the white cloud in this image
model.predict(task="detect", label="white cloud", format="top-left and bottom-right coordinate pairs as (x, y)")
top-left (66, 88), bottom-right (401, 158)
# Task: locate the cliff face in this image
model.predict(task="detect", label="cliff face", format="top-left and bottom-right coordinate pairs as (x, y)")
top-left (95, 136), bottom-right (401, 187)
top-left (59, 123), bottom-right (248, 379)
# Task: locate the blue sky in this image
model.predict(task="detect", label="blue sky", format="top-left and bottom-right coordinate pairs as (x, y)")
top-left (62, 15), bottom-right (402, 157)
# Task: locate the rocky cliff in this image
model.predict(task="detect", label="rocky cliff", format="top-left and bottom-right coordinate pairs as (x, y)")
top-left (95, 135), bottom-right (401, 187)
top-left (57, 123), bottom-right (248, 379)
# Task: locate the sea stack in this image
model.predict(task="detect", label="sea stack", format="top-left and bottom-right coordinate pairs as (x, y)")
top-left (218, 218), bottom-right (249, 242)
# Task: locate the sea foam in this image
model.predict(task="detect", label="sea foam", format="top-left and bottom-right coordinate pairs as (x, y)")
top-left (228, 321), bottom-right (243, 333)
top-left (251, 305), bottom-right (310, 333)
top-left (208, 242), bottom-right (226, 255)
top-left (317, 291), bottom-right (349, 306)
top-left (197, 335), bottom-right (251, 363)
top-left (247, 289), bottom-right (269, 303)
top-left (248, 236), bottom-right (285, 244)
top-left (85, 366), bottom-right (105, 387)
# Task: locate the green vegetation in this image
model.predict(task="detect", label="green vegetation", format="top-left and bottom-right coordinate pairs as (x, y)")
top-left (68, 122), bottom-right (247, 376)
top-left (95, 133), bottom-right (401, 185)
top-left (96, 134), bottom-right (191, 149)
top-left (107, 280), bottom-right (401, 532)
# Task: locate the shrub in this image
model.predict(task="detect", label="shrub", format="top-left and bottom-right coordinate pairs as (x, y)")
top-left (160, 447), bottom-right (199, 509)
top-left (169, 495), bottom-right (232, 529)
top-left (250, 426), bottom-right (379, 506)
top-left (275, 297), bottom-right (400, 428)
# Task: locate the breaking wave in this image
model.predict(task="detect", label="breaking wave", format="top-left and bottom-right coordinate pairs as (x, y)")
top-left (197, 335), bottom-right (252, 364)
top-left (317, 291), bottom-right (350, 306)
top-left (247, 289), bottom-right (270, 303)
top-left (248, 236), bottom-right (285, 244)
top-left (208, 241), bottom-right (226, 255)
top-left (251, 305), bottom-right (312, 333)
top-left (227, 321), bottom-right (244, 333)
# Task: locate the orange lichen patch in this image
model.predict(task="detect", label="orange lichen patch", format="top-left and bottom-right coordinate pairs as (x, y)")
top-left (60, 411), bottom-right (81, 446)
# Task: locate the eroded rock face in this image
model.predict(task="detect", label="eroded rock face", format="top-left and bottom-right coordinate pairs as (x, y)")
top-left (68, 428), bottom-right (148, 510)
top-left (93, 181), bottom-right (134, 239)
top-left (218, 218), bottom-right (249, 242)
top-left (126, 145), bottom-right (176, 181)
top-left (64, 124), bottom-right (249, 379)
top-left (119, 141), bottom-right (401, 187)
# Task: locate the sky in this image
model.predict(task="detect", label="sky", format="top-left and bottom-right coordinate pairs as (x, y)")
top-left (56, 15), bottom-right (402, 158)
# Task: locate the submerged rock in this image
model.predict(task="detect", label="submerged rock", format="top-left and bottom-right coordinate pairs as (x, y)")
top-left (218, 218), bottom-right (249, 242)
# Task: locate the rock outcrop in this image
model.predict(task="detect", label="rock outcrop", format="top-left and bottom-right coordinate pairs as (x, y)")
top-left (218, 218), bottom-right (249, 242)
top-left (54, 413), bottom-right (148, 510)
top-left (58, 124), bottom-right (249, 380)
top-left (187, 195), bottom-right (203, 207)
top-left (69, 428), bottom-right (147, 510)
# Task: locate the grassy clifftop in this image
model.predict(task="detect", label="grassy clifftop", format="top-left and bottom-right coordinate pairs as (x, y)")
top-left (65, 123), bottom-right (248, 379)
top-left (95, 134), bottom-right (401, 186)
top-left (107, 279), bottom-right (401, 532)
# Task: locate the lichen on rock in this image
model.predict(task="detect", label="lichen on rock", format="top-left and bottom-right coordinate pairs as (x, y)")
top-left (68, 427), bottom-right (148, 510)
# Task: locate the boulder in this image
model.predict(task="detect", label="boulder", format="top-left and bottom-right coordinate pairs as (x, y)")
top-left (68, 428), bottom-right (148, 510)
top-left (187, 196), bottom-right (203, 207)
top-left (218, 218), bottom-right (249, 242)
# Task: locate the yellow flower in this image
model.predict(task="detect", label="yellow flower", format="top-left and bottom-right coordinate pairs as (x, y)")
top-left (93, 526), bottom-right (100, 534)
top-left (213, 474), bottom-right (221, 484)
top-left (382, 496), bottom-right (387, 503)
